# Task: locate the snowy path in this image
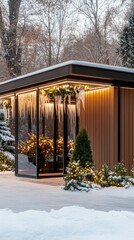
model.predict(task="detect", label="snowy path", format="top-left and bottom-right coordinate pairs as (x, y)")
top-left (0, 173), bottom-right (134, 213)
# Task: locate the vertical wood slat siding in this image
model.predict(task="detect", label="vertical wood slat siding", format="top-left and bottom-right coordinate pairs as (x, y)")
top-left (120, 88), bottom-right (134, 172)
top-left (80, 87), bottom-right (118, 170)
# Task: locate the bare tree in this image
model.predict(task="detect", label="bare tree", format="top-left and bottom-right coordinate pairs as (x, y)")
top-left (0, 0), bottom-right (22, 77)
top-left (31, 0), bottom-right (76, 66)
top-left (0, 40), bottom-right (9, 81)
top-left (21, 25), bottom-right (48, 74)
top-left (0, 0), bottom-right (132, 81)
top-left (74, 0), bottom-right (105, 63)
top-left (70, 0), bottom-right (124, 65)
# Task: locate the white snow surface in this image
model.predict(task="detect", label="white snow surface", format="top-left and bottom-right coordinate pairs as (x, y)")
top-left (0, 174), bottom-right (134, 239)
top-left (0, 206), bottom-right (134, 240)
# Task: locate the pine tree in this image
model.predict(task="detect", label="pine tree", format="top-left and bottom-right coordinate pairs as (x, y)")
top-left (0, 121), bottom-right (15, 153)
top-left (72, 128), bottom-right (93, 167)
top-left (117, 10), bottom-right (134, 68)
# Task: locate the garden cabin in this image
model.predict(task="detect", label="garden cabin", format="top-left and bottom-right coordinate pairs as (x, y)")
top-left (0, 60), bottom-right (134, 178)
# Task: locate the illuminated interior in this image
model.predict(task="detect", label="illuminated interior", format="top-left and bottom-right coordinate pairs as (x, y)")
top-left (0, 81), bottom-right (110, 177)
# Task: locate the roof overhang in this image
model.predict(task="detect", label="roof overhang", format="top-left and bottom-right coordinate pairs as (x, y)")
top-left (0, 60), bottom-right (134, 95)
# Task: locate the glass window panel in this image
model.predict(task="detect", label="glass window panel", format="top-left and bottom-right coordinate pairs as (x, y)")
top-left (67, 103), bottom-right (76, 159)
top-left (39, 93), bottom-right (54, 175)
top-left (18, 91), bottom-right (36, 176)
top-left (56, 103), bottom-right (63, 173)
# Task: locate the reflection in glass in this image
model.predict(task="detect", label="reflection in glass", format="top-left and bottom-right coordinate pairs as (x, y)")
top-left (56, 103), bottom-right (63, 172)
top-left (18, 92), bottom-right (36, 176)
top-left (39, 92), bottom-right (64, 175)
top-left (67, 103), bottom-right (76, 159)
top-left (0, 96), bottom-right (15, 154)
top-left (17, 89), bottom-right (77, 177)
top-left (39, 93), bottom-right (54, 174)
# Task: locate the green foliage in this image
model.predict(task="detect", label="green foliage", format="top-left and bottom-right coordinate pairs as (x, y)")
top-left (83, 162), bottom-right (96, 182)
top-left (41, 85), bottom-right (87, 100)
top-left (64, 161), bottom-right (134, 191)
top-left (117, 10), bottom-right (134, 68)
top-left (72, 128), bottom-right (93, 167)
top-left (96, 163), bottom-right (132, 187)
top-left (96, 164), bottom-right (111, 187)
top-left (64, 160), bottom-right (91, 191)
top-left (0, 121), bottom-right (15, 153)
top-left (0, 151), bottom-right (15, 171)
top-left (114, 162), bottom-right (128, 176)
top-left (65, 160), bottom-right (83, 182)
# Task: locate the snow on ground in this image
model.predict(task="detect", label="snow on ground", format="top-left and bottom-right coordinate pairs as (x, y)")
top-left (0, 206), bottom-right (134, 240)
top-left (0, 174), bottom-right (134, 239)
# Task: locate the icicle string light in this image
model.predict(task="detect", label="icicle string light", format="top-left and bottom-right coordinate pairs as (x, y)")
top-left (11, 97), bottom-right (15, 119)
top-left (67, 104), bottom-right (76, 140)
top-left (55, 95), bottom-right (62, 115)
top-left (39, 94), bottom-right (45, 119)
top-left (18, 92), bottom-right (36, 119)
top-left (45, 103), bottom-right (54, 119)
top-left (58, 104), bottom-right (63, 124)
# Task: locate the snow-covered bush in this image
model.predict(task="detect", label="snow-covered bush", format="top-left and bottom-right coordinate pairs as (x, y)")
top-left (96, 163), bottom-right (133, 187)
top-left (83, 162), bottom-right (97, 182)
top-left (0, 121), bottom-right (15, 153)
top-left (114, 162), bottom-right (128, 176)
top-left (95, 164), bottom-right (111, 187)
top-left (64, 160), bottom-right (91, 191)
top-left (0, 151), bottom-right (15, 171)
top-left (64, 161), bottom-right (134, 191)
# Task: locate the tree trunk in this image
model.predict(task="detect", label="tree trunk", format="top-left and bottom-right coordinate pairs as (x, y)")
top-left (0, 0), bottom-right (22, 78)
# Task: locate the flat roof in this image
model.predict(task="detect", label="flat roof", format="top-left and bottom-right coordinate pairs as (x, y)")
top-left (0, 60), bottom-right (134, 95)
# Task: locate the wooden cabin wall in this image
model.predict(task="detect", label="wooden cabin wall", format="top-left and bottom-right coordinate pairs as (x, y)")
top-left (120, 88), bottom-right (134, 172)
top-left (80, 86), bottom-right (118, 170)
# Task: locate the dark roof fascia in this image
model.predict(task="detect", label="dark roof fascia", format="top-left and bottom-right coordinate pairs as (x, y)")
top-left (0, 64), bottom-right (72, 95)
top-left (0, 60), bottom-right (134, 95)
top-left (71, 64), bottom-right (134, 85)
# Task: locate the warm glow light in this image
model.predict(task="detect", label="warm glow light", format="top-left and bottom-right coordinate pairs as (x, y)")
top-left (86, 86), bottom-right (110, 93)
top-left (17, 89), bottom-right (37, 96)
top-left (121, 87), bottom-right (134, 90)
top-left (0, 94), bottom-right (15, 99)
top-left (39, 80), bottom-right (110, 92)
top-left (18, 91), bottom-right (36, 118)
top-left (44, 103), bottom-right (54, 119)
